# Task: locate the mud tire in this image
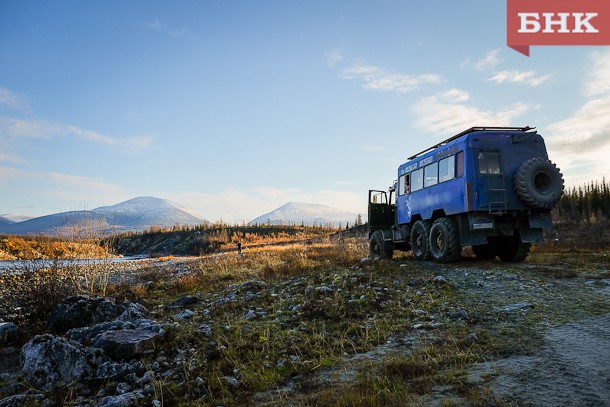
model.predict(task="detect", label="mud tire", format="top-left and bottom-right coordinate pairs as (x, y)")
top-left (369, 231), bottom-right (393, 260)
top-left (429, 218), bottom-right (461, 263)
top-left (410, 220), bottom-right (432, 260)
top-left (515, 157), bottom-right (564, 209)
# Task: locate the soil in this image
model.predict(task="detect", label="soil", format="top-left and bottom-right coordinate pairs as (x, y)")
top-left (256, 252), bottom-right (610, 406)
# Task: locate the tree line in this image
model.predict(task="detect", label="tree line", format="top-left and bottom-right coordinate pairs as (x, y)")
top-left (555, 178), bottom-right (610, 223)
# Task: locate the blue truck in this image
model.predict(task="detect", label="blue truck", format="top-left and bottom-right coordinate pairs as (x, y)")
top-left (368, 126), bottom-right (564, 262)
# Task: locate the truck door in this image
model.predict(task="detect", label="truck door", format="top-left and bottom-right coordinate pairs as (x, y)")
top-left (476, 149), bottom-right (508, 214)
top-left (368, 190), bottom-right (395, 233)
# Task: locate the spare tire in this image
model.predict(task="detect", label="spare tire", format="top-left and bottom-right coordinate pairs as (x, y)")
top-left (514, 157), bottom-right (564, 209)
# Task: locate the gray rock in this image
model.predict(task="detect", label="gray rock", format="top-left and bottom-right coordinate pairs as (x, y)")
top-left (0, 394), bottom-right (45, 407)
top-left (93, 330), bottom-right (159, 361)
top-left (167, 295), bottom-right (199, 309)
top-left (97, 391), bottom-right (143, 407)
top-left (95, 361), bottom-right (133, 380)
top-left (198, 324), bottom-right (213, 337)
top-left (0, 322), bottom-right (18, 346)
top-left (175, 309), bottom-right (195, 320)
top-left (496, 302), bottom-right (535, 312)
top-left (433, 275), bottom-right (450, 285)
top-left (68, 321), bottom-right (135, 344)
top-left (20, 334), bottom-right (108, 392)
top-left (47, 296), bottom-right (124, 332)
top-left (117, 303), bottom-right (149, 322)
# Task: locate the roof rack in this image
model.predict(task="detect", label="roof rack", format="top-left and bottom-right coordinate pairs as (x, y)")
top-left (407, 126), bottom-right (535, 160)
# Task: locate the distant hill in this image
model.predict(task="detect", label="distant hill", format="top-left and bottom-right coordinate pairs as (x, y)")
top-left (0, 214), bottom-right (34, 224)
top-left (0, 197), bottom-right (207, 236)
top-left (249, 202), bottom-right (359, 227)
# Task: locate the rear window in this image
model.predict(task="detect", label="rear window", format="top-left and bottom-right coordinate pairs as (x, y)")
top-left (477, 150), bottom-right (502, 174)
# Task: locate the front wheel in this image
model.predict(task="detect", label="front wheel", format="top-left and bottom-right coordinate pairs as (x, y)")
top-left (429, 218), bottom-right (461, 263)
top-left (369, 231), bottom-right (393, 259)
top-left (410, 220), bottom-right (431, 260)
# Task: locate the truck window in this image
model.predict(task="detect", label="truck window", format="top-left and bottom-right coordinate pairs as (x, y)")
top-left (477, 150), bottom-right (502, 174)
top-left (424, 163), bottom-right (438, 187)
top-left (399, 173), bottom-right (410, 195)
top-left (438, 155), bottom-right (455, 183)
top-left (456, 151), bottom-right (464, 177)
top-left (411, 168), bottom-right (423, 192)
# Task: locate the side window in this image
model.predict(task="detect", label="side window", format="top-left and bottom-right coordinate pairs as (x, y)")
top-left (438, 155), bottom-right (455, 183)
top-left (398, 174), bottom-right (410, 195)
top-left (478, 150), bottom-right (502, 174)
top-left (456, 151), bottom-right (464, 178)
top-left (424, 163), bottom-right (438, 187)
top-left (411, 168), bottom-right (423, 192)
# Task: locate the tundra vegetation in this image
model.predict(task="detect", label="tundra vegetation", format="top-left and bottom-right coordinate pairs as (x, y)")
top-left (0, 181), bottom-right (609, 406)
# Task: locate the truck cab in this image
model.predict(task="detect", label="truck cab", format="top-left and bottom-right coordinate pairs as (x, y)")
top-left (368, 127), bottom-right (564, 262)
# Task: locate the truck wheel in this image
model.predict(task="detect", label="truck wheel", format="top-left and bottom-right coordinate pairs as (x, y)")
top-left (514, 157), bottom-right (564, 209)
top-left (497, 236), bottom-right (530, 262)
top-left (429, 218), bottom-right (461, 263)
top-left (370, 231), bottom-right (393, 259)
top-left (472, 244), bottom-right (496, 260)
top-left (410, 220), bottom-right (431, 260)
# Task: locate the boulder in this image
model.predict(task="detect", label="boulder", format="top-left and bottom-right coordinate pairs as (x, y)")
top-left (68, 321), bottom-right (136, 345)
top-left (0, 322), bottom-right (18, 346)
top-left (117, 303), bottom-right (149, 322)
top-left (20, 334), bottom-right (108, 392)
top-left (93, 330), bottom-right (159, 361)
top-left (167, 295), bottom-right (199, 309)
top-left (47, 296), bottom-right (125, 332)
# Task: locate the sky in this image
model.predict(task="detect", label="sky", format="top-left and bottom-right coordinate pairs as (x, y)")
top-left (1, 1), bottom-right (610, 223)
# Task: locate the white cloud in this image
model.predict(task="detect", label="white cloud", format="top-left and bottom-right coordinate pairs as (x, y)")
top-left (145, 19), bottom-right (186, 38)
top-left (410, 89), bottom-right (532, 135)
top-left (488, 70), bottom-right (551, 87)
top-left (343, 62), bottom-right (442, 93)
top-left (544, 49), bottom-right (610, 186)
top-left (584, 49), bottom-right (610, 98)
top-left (437, 88), bottom-right (470, 103)
top-left (476, 49), bottom-right (502, 71)
top-left (0, 87), bottom-right (29, 110)
top-left (0, 165), bottom-right (21, 181)
top-left (325, 49), bottom-right (343, 68)
top-left (0, 117), bottom-right (153, 152)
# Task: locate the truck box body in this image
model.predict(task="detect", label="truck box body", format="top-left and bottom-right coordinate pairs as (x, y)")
top-left (368, 127), bottom-right (563, 262)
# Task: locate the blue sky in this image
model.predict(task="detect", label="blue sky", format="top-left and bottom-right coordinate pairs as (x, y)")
top-left (1, 1), bottom-right (609, 223)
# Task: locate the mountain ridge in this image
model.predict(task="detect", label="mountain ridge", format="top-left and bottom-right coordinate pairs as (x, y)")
top-left (0, 197), bottom-right (207, 236)
top-left (249, 202), bottom-right (358, 227)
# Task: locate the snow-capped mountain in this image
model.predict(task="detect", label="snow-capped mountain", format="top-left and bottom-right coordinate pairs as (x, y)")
top-left (0, 197), bottom-right (207, 236)
top-left (249, 202), bottom-right (360, 227)
top-left (0, 214), bottom-right (34, 224)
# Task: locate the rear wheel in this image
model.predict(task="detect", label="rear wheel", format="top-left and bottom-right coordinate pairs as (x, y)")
top-left (410, 220), bottom-right (431, 260)
top-left (496, 236), bottom-right (531, 262)
top-left (429, 218), bottom-right (461, 263)
top-left (369, 231), bottom-right (393, 259)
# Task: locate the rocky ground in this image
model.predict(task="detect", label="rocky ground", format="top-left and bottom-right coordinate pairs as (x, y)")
top-left (1, 244), bottom-right (609, 406)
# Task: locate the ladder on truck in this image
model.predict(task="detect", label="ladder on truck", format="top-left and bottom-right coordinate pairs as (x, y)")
top-left (479, 139), bottom-right (508, 215)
